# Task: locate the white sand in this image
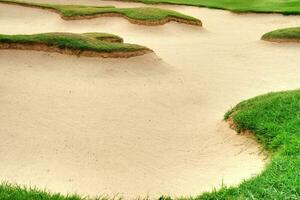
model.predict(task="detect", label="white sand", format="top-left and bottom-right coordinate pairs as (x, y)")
top-left (0, 1), bottom-right (300, 199)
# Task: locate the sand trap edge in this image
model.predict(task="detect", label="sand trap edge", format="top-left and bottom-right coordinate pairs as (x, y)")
top-left (0, 43), bottom-right (153, 58)
top-left (262, 38), bottom-right (300, 43)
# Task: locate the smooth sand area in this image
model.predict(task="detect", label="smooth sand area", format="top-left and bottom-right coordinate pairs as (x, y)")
top-left (1, 1), bottom-right (300, 199)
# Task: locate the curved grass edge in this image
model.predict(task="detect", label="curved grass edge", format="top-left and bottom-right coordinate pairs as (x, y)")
top-left (185, 89), bottom-right (300, 199)
top-left (0, 32), bottom-right (153, 58)
top-left (0, 0), bottom-right (202, 26)
top-left (262, 27), bottom-right (300, 43)
top-left (110, 0), bottom-right (300, 15)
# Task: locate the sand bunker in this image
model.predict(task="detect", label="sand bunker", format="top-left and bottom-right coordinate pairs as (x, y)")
top-left (1, 1), bottom-right (300, 199)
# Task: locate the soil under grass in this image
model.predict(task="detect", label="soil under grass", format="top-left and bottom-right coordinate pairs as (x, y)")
top-left (0, 32), bottom-right (152, 58)
top-left (262, 27), bottom-right (300, 42)
top-left (0, 0), bottom-right (202, 26)
top-left (116, 0), bottom-right (300, 15)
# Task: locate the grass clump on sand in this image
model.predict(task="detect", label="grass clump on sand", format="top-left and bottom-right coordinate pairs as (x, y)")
top-left (0, 32), bottom-right (152, 58)
top-left (262, 27), bottom-right (300, 42)
top-left (119, 0), bottom-right (300, 15)
top-left (0, 0), bottom-right (201, 26)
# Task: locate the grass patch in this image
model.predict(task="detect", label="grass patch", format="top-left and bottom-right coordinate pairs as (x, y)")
top-left (0, 183), bottom-right (84, 200)
top-left (0, 32), bottom-right (148, 52)
top-left (0, 32), bottom-right (152, 57)
top-left (0, 0), bottom-right (201, 25)
top-left (80, 32), bottom-right (124, 43)
top-left (262, 27), bottom-right (300, 42)
top-left (118, 0), bottom-right (300, 15)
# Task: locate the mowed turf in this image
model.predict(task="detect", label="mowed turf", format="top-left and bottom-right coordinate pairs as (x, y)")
top-left (121, 0), bottom-right (300, 15)
top-left (0, 32), bottom-right (149, 53)
top-left (0, 0), bottom-right (201, 25)
top-left (262, 27), bottom-right (300, 42)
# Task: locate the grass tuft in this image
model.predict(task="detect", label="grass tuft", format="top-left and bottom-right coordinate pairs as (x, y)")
top-left (262, 27), bottom-right (300, 42)
top-left (0, 183), bottom-right (83, 200)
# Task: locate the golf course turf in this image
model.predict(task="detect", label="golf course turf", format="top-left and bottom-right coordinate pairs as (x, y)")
top-left (0, 0), bottom-right (202, 26)
top-left (117, 0), bottom-right (300, 15)
top-left (0, 32), bottom-right (152, 58)
top-left (262, 27), bottom-right (300, 42)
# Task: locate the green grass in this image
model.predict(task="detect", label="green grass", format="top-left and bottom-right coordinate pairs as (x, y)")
top-left (0, 0), bottom-right (201, 24)
top-left (0, 183), bottom-right (84, 200)
top-left (0, 32), bottom-right (150, 53)
top-left (80, 33), bottom-right (124, 43)
top-left (262, 27), bottom-right (300, 41)
top-left (119, 0), bottom-right (300, 15)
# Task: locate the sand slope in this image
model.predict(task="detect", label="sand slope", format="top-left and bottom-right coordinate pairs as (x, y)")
top-left (0, 1), bottom-right (300, 199)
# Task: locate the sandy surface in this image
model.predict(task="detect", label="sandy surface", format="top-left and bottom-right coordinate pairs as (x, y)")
top-left (1, 1), bottom-right (300, 199)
